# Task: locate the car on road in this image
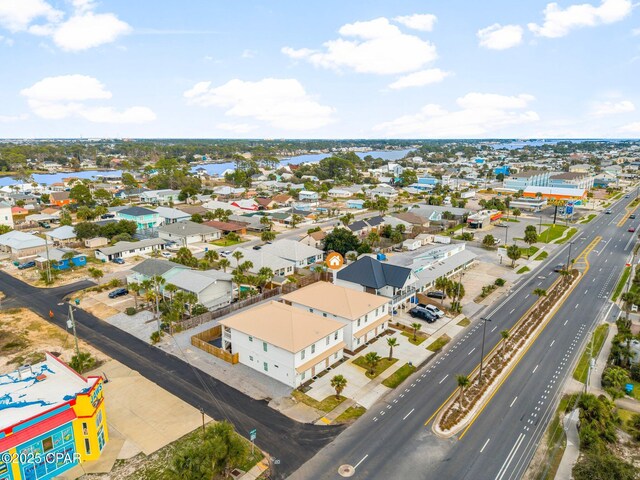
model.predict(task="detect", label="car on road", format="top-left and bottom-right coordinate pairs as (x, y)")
top-left (220, 250), bottom-right (232, 257)
top-left (605, 209), bottom-right (612, 214)
top-left (111, 258), bottom-right (125, 265)
top-left (426, 290), bottom-right (445, 299)
top-left (625, 195), bottom-right (630, 198)
top-left (161, 251), bottom-right (172, 258)
top-left (108, 288), bottom-right (128, 299)
top-left (252, 245), bottom-right (262, 250)
top-left (409, 306), bottom-right (437, 323)
top-left (420, 303), bottom-right (445, 318)
top-left (17, 261), bottom-right (36, 270)
top-left (553, 264), bottom-right (565, 272)
top-left (629, 227), bottom-right (636, 233)
top-left (631, 214), bottom-right (636, 220)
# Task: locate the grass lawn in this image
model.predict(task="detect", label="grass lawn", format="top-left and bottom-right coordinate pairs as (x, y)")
top-left (535, 251), bottom-right (549, 261)
top-left (517, 266), bottom-right (530, 274)
top-left (539, 224), bottom-right (569, 243)
top-left (382, 363), bottom-right (417, 388)
top-left (572, 324), bottom-right (609, 383)
top-left (352, 356), bottom-right (398, 379)
top-left (612, 266), bottom-right (631, 301)
top-left (629, 379), bottom-right (640, 401)
top-left (291, 390), bottom-right (346, 412)
top-left (555, 228), bottom-right (578, 244)
top-left (210, 237), bottom-right (245, 247)
top-left (581, 214), bottom-right (596, 224)
top-left (457, 317), bottom-right (471, 327)
top-left (444, 224), bottom-right (465, 235)
top-left (504, 218), bottom-right (520, 222)
top-left (401, 331), bottom-right (428, 345)
top-left (427, 334), bottom-right (451, 352)
top-left (617, 409), bottom-right (638, 436)
top-left (519, 245), bottom-right (539, 258)
top-left (335, 406), bottom-right (367, 423)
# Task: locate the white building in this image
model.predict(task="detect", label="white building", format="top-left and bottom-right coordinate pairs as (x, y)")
top-left (95, 238), bottom-right (166, 261)
top-left (158, 221), bottom-right (221, 245)
top-left (260, 239), bottom-right (323, 268)
top-left (220, 301), bottom-right (345, 388)
top-left (0, 201), bottom-right (13, 228)
top-left (281, 282), bottom-right (390, 352)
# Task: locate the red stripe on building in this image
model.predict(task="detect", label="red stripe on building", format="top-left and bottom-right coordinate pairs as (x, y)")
top-left (0, 409), bottom-right (76, 452)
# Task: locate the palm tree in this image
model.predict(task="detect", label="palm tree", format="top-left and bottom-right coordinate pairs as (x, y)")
top-left (533, 288), bottom-right (547, 299)
top-left (218, 258), bottom-right (231, 273)
top-left (411, 322), bottom-right (422, 342)
top-left (456, 375), bottom-right (470, 407)
top-left (435, 276), bottom-right (450, 306)
top-left (291, 214), bottom-right (303, 228)
top-left (260, 215), bottom-right (273, 230)
top-left (559, 268), bottom-right (571, 284)
top-left (232, 250), bottom-right (244, 269)
top-left (367, 231), bottom-right (380, 248)
top-left (261, 230), bottom-right (276, 242)
top-left (330, 374), bottom-right (348, 399)
top-left (164, 283), bottom-right (178, 307)
top-left (364, 351), bottom-right (381, 376)
top-left (387, 337), bottom-right (398, 360)
top-left (340, 213), bottom-right (354, 226)
top-left (238, 260), bottom-right (254, 274)
top-left (204, 249), bottom-right (219, 264)
top-left (128, 281), bottom-right (141, 309)
top-left (500, 330), bottom-right (510, 357)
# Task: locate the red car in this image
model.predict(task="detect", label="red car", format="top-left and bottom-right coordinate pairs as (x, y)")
top-left (629, 227), bottom-right (636, 233)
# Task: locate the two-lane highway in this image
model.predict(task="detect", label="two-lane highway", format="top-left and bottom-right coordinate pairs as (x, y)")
top-left (292, 193), bottom-right (636, 480)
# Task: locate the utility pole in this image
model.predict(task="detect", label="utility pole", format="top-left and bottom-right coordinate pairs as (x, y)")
top-left (44, 235), bottom-right (52, 284)
top-left (200, 407), bottom-right (205, 436)
top-left (505, 225), bottom-right (509, 246)
top-left (478, 317), bottom-right (492, 385)
top-left (585, 331), bottom-right (595, 394)
top-left (566, 241), bottom-right (573, 271)
top-left (67, 304), bottom-right (80, 357)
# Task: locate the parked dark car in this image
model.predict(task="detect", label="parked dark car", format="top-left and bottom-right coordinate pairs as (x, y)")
top-left (101, 213), bottom-right (115, 219)
top-left (426, 290), bottom-right (445, 300)
top-left (17, 261), bottom-right (36, 270)
top-left (252, 245), bottom-right (262, 250)
top-left (409, 306), bottom-right (437, 323)
top-left (631, 214), bottom-right (636, 220)
top-left (108, 288), bottom-right (128, 299)
top-left (553, 264), bottom-right (565, 272)
top-left (605, 209), bottom-right (612, 214)
top-left (112, 258), bottom-right (125, 265)
top-left (629, 227), bottom-right (636, 233)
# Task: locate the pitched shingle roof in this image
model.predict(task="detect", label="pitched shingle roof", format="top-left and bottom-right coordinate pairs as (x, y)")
top-left (336, 256), bottom-right (412, 289)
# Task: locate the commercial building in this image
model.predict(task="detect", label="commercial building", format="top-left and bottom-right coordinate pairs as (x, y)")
top-left (282, 282), bottom-right (390, 352)
top-left (0, 353), bottom-right (108, 480)
top-left (548, 172), bottom-right (594, 190)
top-left (466, 210), bottom-right (503, 229)
top-left (219, 301), bottom-right (345, 388)
top-left (522, 186), bottom-right (587, 204)
top-left (503, 170), bottom-right (550, 190)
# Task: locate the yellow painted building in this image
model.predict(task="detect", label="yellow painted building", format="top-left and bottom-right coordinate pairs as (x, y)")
top-left (0, 353), bottom-right (108, 480)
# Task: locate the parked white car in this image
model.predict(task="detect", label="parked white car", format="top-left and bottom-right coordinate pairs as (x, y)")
top-left (161, 251), bottom-right (172, 258)
top-left (424, 304), bottom-right (445, 318)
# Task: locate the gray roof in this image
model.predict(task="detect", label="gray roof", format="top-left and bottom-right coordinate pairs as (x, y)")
top-left (118, 206), bottom-right (157, 217)
top-left (46, 225), bottom-right (76, 240)
top-left (261, 239), bottom-right (323, 262)
top-left (336, 256), bottom-right (412, 289)
top-left (130, 258), bottom-right (187, 277)
top-left (158, 220), bottom-right (220, 237)
top-left (97, 238), bottom-right (166, 256)
top-left (154, 206), bottom-right (191, 220)
top-left (0, 231), bottom-right (46, 249)
top-left (167, 269), bottom-right (232, 294)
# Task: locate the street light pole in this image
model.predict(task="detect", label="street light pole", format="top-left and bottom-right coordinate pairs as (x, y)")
top-left (566, 241), bottom-right (573, 271)
top-left (505, 225), bottom-right (509, 246)
top-left (478, 317), bottom-right (492, 385)
top-left (68, 304), bottom-right (80, 357)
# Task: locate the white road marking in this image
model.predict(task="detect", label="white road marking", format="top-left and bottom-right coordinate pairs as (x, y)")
top-left (575, 304), bottom-right (579, 309)
top-left (468, 347), bottom-right (476, 356)
top-left (564, 320), bottom-right (568, 326)
top-left (480, 438), bottom-right (491, 453)
top-left (532, 364), bottom-right (539, 373)
top-left (509, 308), bottom-right (515, 314)
top-left (439, 374), bottom-right (449, 384)
top-left (510, 396), bottom-right (518, 408)
top-left (403, 408), bottom-right (415, 420)
top-left (491, 326), bottom-right (497, 333)
top-left (525, 294), bottom-right (530, 299)
top-left (496, 433), bottom-right (526, 480)
top-left (354, 454), bottom-right (369, 470)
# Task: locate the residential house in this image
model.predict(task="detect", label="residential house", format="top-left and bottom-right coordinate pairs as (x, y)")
top-left (95, 238), bottom-right (166, 261)
top-left (213, 186), bottom-right (245, 197)
top-left (281, 282), bottom-right (389, 352)
top-left (348, 216), bottom-right (385, 237)
top-left (114, 187), bottom-right (148, 200)
top-left (11, 206), bottom-right (29, 218)
top-left (299, 230), bottom-right (326, 249)
top-left (154, 206), bottom-right (191, 225)
top-left (219, 301), bottom-right (345, 388)
top-left (35, 248), bottom-right (86, 270)
top-left (228, 214), bottom-right (267, 231)
top-left (367, 185), bottom-right (398, 199)
top-left (392, 211), bottom-right (430, 229)
top-left (0, 201), bottom-right (13, 228)
top-left (158, 221), bottom-right (221, 245)
top-left (230, 199), bottom-right (259, 211)
top-left (272, 194), bottom-right (294, 206)
top-left (569, 164), bottom-right (592, 173)
top-left (503, 170), bottom-right (550, 190)
top-left (0, 231), bottom-right (47, 260)
top-left (261, 239), bottom-right (323, 268)
top-left (50, 191), bottom-right (73, 207)
top-left (85, 237), bottom-right (108, 248)
top-left (298, 190), bottom-right (319, 202)
top-left (202, 199), bottom-right (243, 214)
top-left (255, 197), bottom-right (277, 210)
top-left (230, 247), bottom-right (295, 277)
top-left (115, 206), bottom-right (160, 230)
top-left (204, 220), bottom-right (247, 235)
top-left (335, 255), bottom-right (418, 308)
top-left (346, 199), bottom-right (365, 209)
top-left (128, 259), bottom-right (233, 310)
top-left (140, 189), bottom-right (182, 205)
top-left (408, 205), bottom-right (470, 223)
top-left (45, 225), bottom-right (77, 246)
top-left (176, 205), bottom-right (209, 216)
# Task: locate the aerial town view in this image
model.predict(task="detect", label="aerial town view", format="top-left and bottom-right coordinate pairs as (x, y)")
top-left (1, 1), bottom-right (640, 480)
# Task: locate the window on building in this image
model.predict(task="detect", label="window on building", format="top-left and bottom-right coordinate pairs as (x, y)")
top-left (84, 438), bottom-right (91, 455)
top-left (82, 422), bottom-right (88, 436)
top-left (301, 371), bottom-right (306, 380)
top-left (249, 336), bottom-right (253, 342)
top-left (249, 355), bottom-right (253, 361)
top-left (96, 410), bottom-right (103, 428)
top-left (311, 344), bottom-right (315, 354)
top-left (334, 332), bottom-right (338, 340)
top-left (309, 308), bottom-right (313, 312)
top-left (357, 319), bottom-right (361, 327)
top-left (263, 341), bottom-right (268, 352)
top-left (334, 352), bottom-right (338, 359)
top-left (263, 362), bottom-right (268, 372)
top-left (365, 314), bottom-right (368, 322)
top-left (326, 336), bottom-right (330, 345)
top-left (301, 349), bottom-right (305, 359)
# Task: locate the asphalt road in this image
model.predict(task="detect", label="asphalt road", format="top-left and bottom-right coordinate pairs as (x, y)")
top-left (0, 273), bottom-right (342, 479)
top-left (291, 193), bottom-right (636, 480)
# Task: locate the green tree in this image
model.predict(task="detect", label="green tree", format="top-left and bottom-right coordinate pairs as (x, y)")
top-left (121, 172), bottom-right (138, 188)
top-left (330, 374), bottom-right (348, 399)
top-left (500, 330), bottom-right (510, 357)
top-left (323, 228), bottom-right (361, 256)
top-left (128, 281), bottom-right (141, 309)
top-left (191, 213), bottom-right (203, 223)
top-left (261, 230), bottom-right (276, 242)
top-left (59, 209), bottom-right (72, 226)
top-left (602, 366), bottom-right (630, 399)
top-left (506, 244), bottom-right (521, 267)
top-left (483, 234), bottom-right (496, 247)
top-left (533, 288), bottom-right (547, 298)
top-left (387, 336), bottom-right (398, 360)
top-left (290, 214), bottom-right (303, 228)
top-left (218, 258), bottom-right (231, 273)
top-left (69, 351), bottom-right (96, 374)
top-left (69, 183), bottom-right (93, 206)
top-left (411, 322), bottom-right (422, 341)
top-left (0, 225), bottom-right (12, 234)
top-left (435, 276), bottom-right (450, 306)
top-left (175, 247), bottom-right (198, 267)
top-left (523, 229), bottom-right (538, 256)
top-left (367, 231), bottom-right (380, 247)
top-left (88, 267), bottom-right (104, 284)
top-left (364, 351), bottom-right (381, 376)
top-left (573, 451), bottom-right (637, 480)
top-left (512, 208), bottom-right (521, 218)
top-left (456, 374), bottom-right (470, 407)
top-left (232, 250), bottom-right (244, 269)
top-left (340, 213), bottom-right (354, 226)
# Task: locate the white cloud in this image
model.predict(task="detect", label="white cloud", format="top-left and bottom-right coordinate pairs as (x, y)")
top-left (633, 27), bottom-right (640, 36)
top-left (216, 123), bottom-right (257, 134)
top-left (53, 11), bottom-right (131, 51)
top-left (477, 24), bottom-right (524, 50)
top-left (21, 74), bottom-right (155, 123)
top-left (374, 92), bottom-right (539, 137)
top-left (620, 122), bottom-right (640, 133)
top-left (388, 68), bottom-right (450, 89)
top-left (393, 14), bottom-right (437, 32)
top-left (528, 0), bottom-right (632, 38)
top-left (241, 49), bottom-right (255, 58)
top-left (282, 17), bottom-right (437, 75)
top-left (0, 0), bottom-right (61, 32)
top-left (184, 78), bottom-right (335, 130)
top-left (0, 33), bottom-right (13, 45)
top-left (591, 100), bottom-right (635, 116)
top-left (0, 113), bottom-right (27, 122)
top-left (0, 0), bottom-right (130, 51)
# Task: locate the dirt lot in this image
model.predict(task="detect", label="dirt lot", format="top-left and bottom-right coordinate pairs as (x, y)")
top-left (0, 307), bottom-right (107, 374)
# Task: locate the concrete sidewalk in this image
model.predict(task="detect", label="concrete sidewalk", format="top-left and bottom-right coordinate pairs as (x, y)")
top-left (554, 409), bottom-right (580, 480)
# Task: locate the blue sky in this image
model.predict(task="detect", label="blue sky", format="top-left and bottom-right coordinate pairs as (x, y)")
top-left (0, 0), bottom-right (638, 138)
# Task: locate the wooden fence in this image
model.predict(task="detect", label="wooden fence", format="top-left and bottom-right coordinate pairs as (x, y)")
top-left (190, 325), bottom-right (239, 364)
